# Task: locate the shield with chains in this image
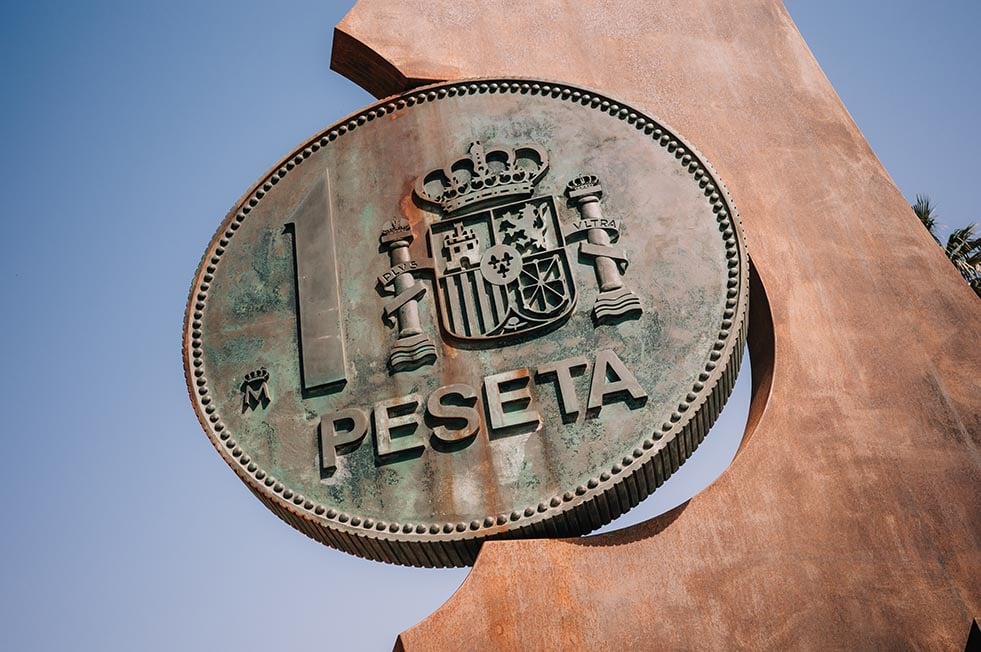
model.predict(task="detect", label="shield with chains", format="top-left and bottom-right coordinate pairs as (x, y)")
top-left (426, 194), bottom-right (576, 341)
top-left (414, 140), bottom-right (579, 342)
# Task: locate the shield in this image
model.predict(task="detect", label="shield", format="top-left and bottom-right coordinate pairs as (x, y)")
top-left (427, 196), bottom-right (576, 341)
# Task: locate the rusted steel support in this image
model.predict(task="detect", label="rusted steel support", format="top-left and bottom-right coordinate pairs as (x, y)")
top-left (332, 1), bottom-right (981, 650)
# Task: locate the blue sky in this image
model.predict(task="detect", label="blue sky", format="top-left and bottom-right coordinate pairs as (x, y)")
top-left (0, 2), bottom-right (976, 650)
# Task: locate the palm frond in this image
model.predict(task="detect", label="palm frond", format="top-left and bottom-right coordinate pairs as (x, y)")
top-left (965, 275), bottom-right (981, 299)
top-left (945, 223), bottom-right (981, 296)
top-left (945, 223), bottom-right (978, 259)
top-left (912, 194), bottom-right (940, 243)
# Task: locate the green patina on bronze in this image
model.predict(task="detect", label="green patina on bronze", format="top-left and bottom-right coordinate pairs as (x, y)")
top-left (183, 79), bottom-right (748, 567)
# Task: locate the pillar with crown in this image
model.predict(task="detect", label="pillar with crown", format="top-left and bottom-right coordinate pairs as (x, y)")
top-left (565, 174), bottom-right (643, 325)
top-left (377, 218), bottom-right (437, 372)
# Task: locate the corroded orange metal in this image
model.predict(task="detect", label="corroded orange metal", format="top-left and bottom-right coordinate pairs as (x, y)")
top-left (332, 1), bottom-right (981, 649)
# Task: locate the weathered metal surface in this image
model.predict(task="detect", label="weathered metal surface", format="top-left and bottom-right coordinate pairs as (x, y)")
top-left (184, 79), bottom-right (748, 567)
top-left (287, 174), bottom-right (348, 391)
top-left (330, 0), bottom-right (981, 648)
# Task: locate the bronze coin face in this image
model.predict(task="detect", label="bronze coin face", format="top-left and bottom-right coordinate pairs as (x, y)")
top-left (183, 78), bottom-right (748, 567)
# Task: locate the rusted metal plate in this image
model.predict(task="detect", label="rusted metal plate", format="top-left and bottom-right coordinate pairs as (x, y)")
top-left (183, 78), bottom-right (748, 567)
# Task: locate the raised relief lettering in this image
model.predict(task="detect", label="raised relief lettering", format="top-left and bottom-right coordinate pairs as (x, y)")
top-left (427, 383), bottom-right (480, 443)
top-left (377, 260), bottom-right (420, 286)
top-left (565, 175), bottom-right (643, 325)
top-left (241, 367), bottom-right (271, 411)
top-left (571, 217), bottom-right (621, 233)
top-left (483, 369), bottom-right (541, 434)
top-left (317, 348), bottom-right (649, 470)
top-left (319, 408), bottom-right (369, 473)
top-left (374, 393), bottom-right (426, 458)
top-left (587, 349), bottom-right (648, 412)
top-left (536, 356), bottom-right (588, 420)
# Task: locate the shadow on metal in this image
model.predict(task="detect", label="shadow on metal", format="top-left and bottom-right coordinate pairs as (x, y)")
top-left (572, 263), bottom-right (774, 543)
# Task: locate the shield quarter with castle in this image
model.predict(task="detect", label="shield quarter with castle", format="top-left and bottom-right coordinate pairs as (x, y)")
top-left (416, 141), bottom-right (576, 341)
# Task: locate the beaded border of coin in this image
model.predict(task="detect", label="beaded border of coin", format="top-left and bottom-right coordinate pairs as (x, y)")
top-left (183, 78), bottom-right (749, 568)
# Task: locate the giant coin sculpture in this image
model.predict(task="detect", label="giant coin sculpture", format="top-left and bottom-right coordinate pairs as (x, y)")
top-left (183, 79), bottom-right (748, 567)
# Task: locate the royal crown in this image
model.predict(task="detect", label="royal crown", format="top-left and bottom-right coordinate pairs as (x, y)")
top-left (379, 217), bottom-right (413, 245)
top-left (244, 368), bottom-right (269, 384)
top-left (414, 140), bottom-right (549, 215)
top-left (565, 174), bottom-right (603, 200)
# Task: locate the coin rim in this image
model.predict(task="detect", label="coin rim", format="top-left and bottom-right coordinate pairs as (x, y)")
top-left (182, 77), bottom-right (750, 567)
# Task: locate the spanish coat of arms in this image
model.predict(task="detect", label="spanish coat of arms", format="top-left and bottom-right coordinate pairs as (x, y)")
top-left (418, 141), bottom-right (575, 340)
top-left (377, 140), bottom-right (642, 371)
